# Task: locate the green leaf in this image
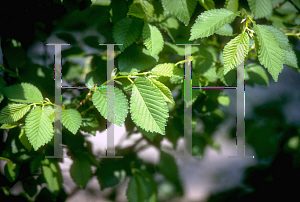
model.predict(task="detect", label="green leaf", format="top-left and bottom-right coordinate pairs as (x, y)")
top-left (163, 41), bottom-right (199, 56)
top-left (62, 108), bottom-right (82, 135)
top-left (224, 0), bottom-right (239, 13)
top-left (30, 153), bottom-right (44, 174)
top-left (25, 106), bottom-right (54, 151)
top-left (118, 45), bottom-right (158, 75)
top-left (41, 158), bottom-right (63, 196)
top-left (276, 1), bottom-right (298, 15)
top-left (142, 23), bottom-right (164, 56)
top-left (128, 0), bottom-right (154, 21)
top-left (199, 0), bottom-right (215, 10)
top-left (126, 169), bottom-right (157, 202)
top-left (151, 63), bottom-right (184, 77)
top-left (161, 0), bottom-right (197, 25)
top-left (92, 86), bottom-right (128, 126)
top-left (80, 112), bottom-right (100, 135)
top-left (193, 46), bottom-right (216, 75)
top-left (260, 25), bottom-right (290, 50)
top-left (271, 0), bottom-right (285, 7)
top-left (138, 126), bottom-right (157, 142)
top-left (284, 49), bottom-right (299, 69)
top-left (190, 8), bottom-right (240, 40)
top-left (43, 105), bottom-right (59, 123)
top-left (292, 0), bottom-right (300, 9)
top-left (0, 103), bottom-right (31, 124)
top-left (70, 153), bottom-right (92, 189)
top-left (113, 18), bottom-right (144, 51)
top-left (96, 159), bottom-right (126, 190)
top-left (246, 63), bottom-right (269, 86)
top-left (2, 83), bottom-right (43, 104)
top-left (0, 123), bottom-right (19, 129)
top-left (215, 23), bottom-right (233, 36)
top-left (4, 162), bottom-right (19, 183)
top-left (128, 3), bottom-right (146, 19)
top-left (130, 77), bottom-right (168, 135)
top-left (19, 127), bottom-right (32, 151)
top-left (223, 32), bottom-right (250, 75)
top-left (22, 176), bottom-right (38, 197)
top-left (217, 94), bottom-right (230, 106)
top-left (157, 151), bottom-right (183, 195)
top-left (248, 0), bottom-right (272, 19)
top-left (0, 92), bottom-right (3, 104)
top-left (260, 25), bottom-right (298, 69)
top-left (254, 23), bottom-right (285, 82)
top-left (149, 78), bottom-right (175, 105)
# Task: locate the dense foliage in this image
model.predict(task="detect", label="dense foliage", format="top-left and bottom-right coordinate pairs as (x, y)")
top-left (0, 0), bottom-right (299, 201)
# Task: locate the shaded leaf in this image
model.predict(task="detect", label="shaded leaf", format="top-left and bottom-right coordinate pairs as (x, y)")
top-left (113, 18), bottom-right (144, 51)
top-left (225, 0), bottom-right (239, 13)
top-left (126, 169), bottom-right (157, 202)
top-left (118, 45), bottom-right (158, 75)
top-left (41, 158), bottom-right (63, 196)
top-left (199, 0), bottom-right (215, 10)
top-left (70, 153), bottom-right (92, 189)
top-left (3, 83), bottom-right (43, 103)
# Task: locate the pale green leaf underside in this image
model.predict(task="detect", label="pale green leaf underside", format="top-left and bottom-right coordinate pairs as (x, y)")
top-left (92, 86), bottom-right (128, 126)
top-left (62, 109), bottom-right (82, 135)
top-left (225, 0), bottom-right (239, 13)
top-left (199, 0), bottom-right (215, 10)
top-left (143, 23), bottom-right (164, 56)
top-left (130, 77), bottom-right (168, 135)
top-left (3, 83), bottom-right (43, 103)
top-left (113, 18), bottom-right (143, 51)
top-left (151, 63), bottom-right (184, 77)
top-left (248, 0), bottom-right (272, 19)
top-left (261, 25), bottom-right (298, 69)
top-left (161, 0), bottom-right (197, 25)
top-left (0, 103), bottom-right (31, 124)
top-left (223, 32), bottom-right (250, 75)
top-left (70, 155), bottom-right (92, 189)
top-left (149, 78), bottom-right (175, 105)
top-left (215, 23), bottom-right (233, 36)
top-left (254, 24), bottom-right (285, 82)
top-left (190, 8), bottom-right (240, 40)
top-left (41, 158), bottom-right (63, 196)
top-left (25, 106), bottom-right (54, 151)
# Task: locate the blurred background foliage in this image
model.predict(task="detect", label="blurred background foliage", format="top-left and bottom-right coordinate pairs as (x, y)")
top-left (0, 0), bottom-right (299, 201)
